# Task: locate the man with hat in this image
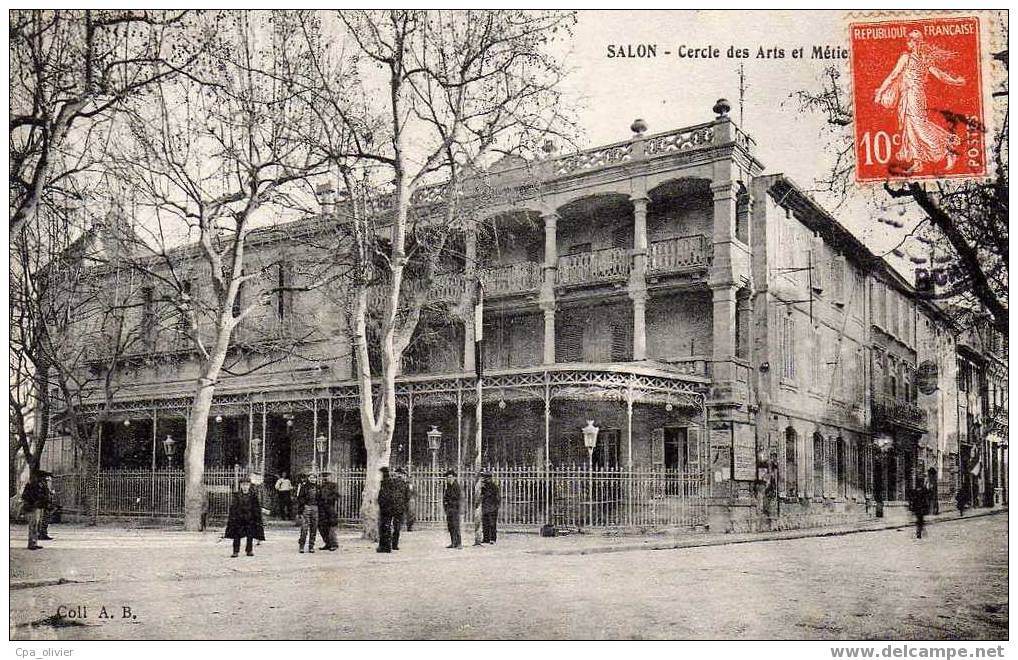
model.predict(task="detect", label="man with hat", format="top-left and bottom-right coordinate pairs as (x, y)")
top-left (480, 471), bottom-right (501, 544)
top-left (390, 467), bottom-right (411, 550)
top-left (224, 476), bottom-right (265, 557)
top-left (442, 469), bottom-right (462, 548)
top-left (295, 472), bottom-right (320, 553)
top-left (317, 471), bottom-right (340, 551)
top-left (376, 466), bottom-right (398, 553)
top-left (21, 470), bottom-right (51, 550)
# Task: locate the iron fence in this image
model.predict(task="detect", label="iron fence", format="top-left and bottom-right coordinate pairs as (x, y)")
top-left (52, 466), bottom-right (707, 530)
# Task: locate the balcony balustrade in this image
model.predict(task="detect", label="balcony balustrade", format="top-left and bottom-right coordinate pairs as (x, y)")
top-left (557, 247), bottom-right (630, 287)
top-left (480, 261), bottom-right (544, 296)
top-left (872, 395), bottom-right (929, 432)
top-left (647, 234), bottom-right (712, 276)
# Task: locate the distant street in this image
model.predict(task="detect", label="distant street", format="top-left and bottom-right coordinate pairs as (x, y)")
top-left (9, 512), bottom-right (1008, 640)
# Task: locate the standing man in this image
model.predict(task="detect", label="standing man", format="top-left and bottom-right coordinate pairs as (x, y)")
top-left (39, 474), bottom-right (56, 541)
top-left (274, 471), bottom-right (293, 521)
top-left (376, 467), bottom-right (397, 553)
top-left (442, 469), bottom-right (462, 548)
top-left (317, 471), bottom-right (339, 551)
top-left (909, 475), bottom-right (931, 539)
top-left (225, 477), bottom-right (265, 557)
top-left (295, 473), bottom-right (320, 553)
top-left (21, 471), bottom-right (50, 550)
top-left (480, 471), bottom-right (501, 544)
top-left (391, 467), bottom-right (410, 550)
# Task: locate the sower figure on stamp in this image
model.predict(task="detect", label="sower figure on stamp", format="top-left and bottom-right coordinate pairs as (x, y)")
top-left (376, 467), bottom-right (397, 553)
top-left (480, 471), bottom-right (501, 544)
top-left (317, 471), bottom-right (339, 551)
top-left (21, 470), bottom-right (50, 550)
top-left (225, 476), bottom-right (265, 557)
top-left (296, 473), bottom-right (320, 553)
top-left (443, 469), bottom-right (462, 549)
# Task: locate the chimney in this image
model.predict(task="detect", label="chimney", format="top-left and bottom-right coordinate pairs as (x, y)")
top-left (317, 183), bottom-right (336, 216)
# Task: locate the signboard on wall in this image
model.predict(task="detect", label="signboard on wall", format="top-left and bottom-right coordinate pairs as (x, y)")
top-left (918, 360), bottom-right (939, 395)
top-left (732, 424), bottom-right (757, 481)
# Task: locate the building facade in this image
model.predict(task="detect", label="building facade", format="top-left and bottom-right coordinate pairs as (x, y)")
top-left (46, 100), bottom-right (1003, 528)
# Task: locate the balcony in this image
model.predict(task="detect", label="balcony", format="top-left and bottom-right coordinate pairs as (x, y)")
top-left (481, 261), bottom-right (543, 296)
top-left (872, 396), bottom-right (929, 433)
top-left (556, 247), bottom-right (630, 287)
top-left (648, 234), bottom-right (712, 276)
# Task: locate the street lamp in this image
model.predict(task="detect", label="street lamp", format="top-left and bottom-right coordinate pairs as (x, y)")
top-left (163, 435), bottom-right (176, 468)
top-left (427, 426), bottom-right (443, 470)
top-left (315, 435), bottom-right (327, 474)
top-left (582, 420), bottom-right (599, 527)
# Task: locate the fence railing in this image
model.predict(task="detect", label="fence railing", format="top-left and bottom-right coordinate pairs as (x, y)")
top-left (52, 466), bottom-right (708, 530)
top-left (480, 261), bottom-right (544, 296)
top-left (647, 234), bottom-right (712, 275)
top-left (557, 248), bottom-right (630, 287)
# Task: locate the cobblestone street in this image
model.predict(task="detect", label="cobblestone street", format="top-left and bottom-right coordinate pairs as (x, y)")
top-left (9, 511), bottom-right (1007, 640)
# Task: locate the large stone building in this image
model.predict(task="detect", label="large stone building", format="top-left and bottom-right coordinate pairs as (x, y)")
top-left (45, 100), bottom-right (1004, 528)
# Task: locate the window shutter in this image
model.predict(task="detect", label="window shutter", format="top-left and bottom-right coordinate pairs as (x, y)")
top-left (833, 256), bottom-right (846, 305)
top-left (612, 225), bottom-right (632, 250)
top-left (651, 428), bottom-right (665, 466)
top-left (811, 236), bottom-right (825, 293)
top-left (526, 240), bottom-right (543, 264)
top-left (610, 305), bottom-right (633, 362)
top-left (556, 323), bottom-right (583, 363)
top-left (687, 427), bottom-right (701, 471)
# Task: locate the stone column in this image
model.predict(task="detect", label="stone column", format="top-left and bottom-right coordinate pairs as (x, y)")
top-left (629, 196), bottom-right (649, 361)
top-left (540, 212), bottom-right (558, 365)
top-left (736, 286), bottom-right (753, 360)
top-left (712, 286), bottom-right (737, 361)
top-left (463, 228), bottom-right (477, 373)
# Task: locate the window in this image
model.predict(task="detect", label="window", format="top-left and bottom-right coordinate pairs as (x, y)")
top-left (813, 432), bottom-right (825, 498)
top-left (781, 314), bottom-right (797, 380)
top-left (836, 438), bottom-right (846, 498)
top-left (784, 427), bottom-right (798, 497)
top-left (275, 262), bottom-right (292, 320)
top-left (663, 427), bottom-right (688, 471)
top-left (140, 286), bottom-right (155, 349)
top-left (830, 255), bottom-right (845, 305)
top-left (810, 236), bottom-right (825, 293)
top-left (855, 350), bottom-right (866, 404)
top-left (811, 326), bottom-right (822, 389)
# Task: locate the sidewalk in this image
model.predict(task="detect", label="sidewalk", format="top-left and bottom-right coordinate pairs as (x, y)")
top-left (9, 506), bottom-right (1005, 590)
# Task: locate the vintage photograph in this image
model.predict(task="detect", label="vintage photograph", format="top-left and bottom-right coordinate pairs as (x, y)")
top-left (7, 8), bottom-right (1009, 646)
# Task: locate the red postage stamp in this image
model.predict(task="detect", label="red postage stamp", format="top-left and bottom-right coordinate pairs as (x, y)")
top-left (849, 15), bottom-right (986, 183)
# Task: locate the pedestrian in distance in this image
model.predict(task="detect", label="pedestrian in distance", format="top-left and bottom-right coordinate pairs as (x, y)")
top-left (39, 474), bottom-right (56, 541)
top-left (275, 471), bottom-right (293, 520)
top-left (225, 477), bottom-right (265, 557)
top-left (442, 469), bottom-right (462, 549)
top-left (376, 467), bottom-right (398, 553)
top-left (390, 467), bottom-right (409, 550)
top-left (404, 470), bottom-right (417, 532)
top-left (21, 470), bottom-right (50, 550)
top-left (955, 487), bottom-right (969, 517)
top-left (317, 471), bottom-right (340, 551)
top-left (296, 472), bottom-right (320, 553)
top-left (471, 472), bottom-right (484, 546)
top-left (909, 475), bottom-right (931, 539)
top-left (480, 471), bottom-right (501, 544)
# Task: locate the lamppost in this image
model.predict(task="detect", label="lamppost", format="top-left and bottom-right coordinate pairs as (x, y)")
top-left (582, 420), bottom-right (599, 527)
top-left (315, 435), bottom-right (327, 474)
top-left (162, 435), bottom-right (176, 515)
top-left (427, 426), bottom-right (443, 470)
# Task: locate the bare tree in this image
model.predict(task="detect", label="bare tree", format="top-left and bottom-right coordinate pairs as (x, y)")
top-left (792, 43), bottom-right (1008, 336)
top-left (108, 11), bottom-right (332, 530)
top-left (9, 10), bottom-right (207, 239)
top-left (299, 9), bottom-right (577, 537)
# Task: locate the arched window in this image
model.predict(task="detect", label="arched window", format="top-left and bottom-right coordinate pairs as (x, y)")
top-left (813, 432), bottom-right (825, 498)
top-left (784, 427), bottom-right (798, 497)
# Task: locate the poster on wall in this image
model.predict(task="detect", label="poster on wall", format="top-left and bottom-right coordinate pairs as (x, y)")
top-left (733, 424), bottom-right (757, 481)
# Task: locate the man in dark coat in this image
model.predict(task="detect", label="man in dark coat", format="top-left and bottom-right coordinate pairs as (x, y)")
top-left (480, 472), bottom-right (501, 544)
top-left (225, 477), bottom-right (265, 557)
top-left (317, 472), bottom-right (340, 551)
top-left (443, 469), bottom-right (462, 548)
top-left (376, 467), bottom-right (398, 553)
top-left (909, 476), bottom-right (931, 539)
top-left (295, 473), bottom-right (320, 553)
top-left (391, 467), bottom-right (410, 550)
top-left (21, 471), bottom-right (50, 550)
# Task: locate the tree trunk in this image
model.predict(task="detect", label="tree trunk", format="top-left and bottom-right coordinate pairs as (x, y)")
top-left (358, 425), bottom-right (393, 541)
top-left (183, 382), bottom-right (215, 530)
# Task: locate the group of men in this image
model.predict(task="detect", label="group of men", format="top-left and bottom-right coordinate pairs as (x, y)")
top-left (293, 472), bottom-right (341, 553)
top-left (376, 466), bottom-right (501, 552)
top-left (21, 470), bottom-right (57, 550)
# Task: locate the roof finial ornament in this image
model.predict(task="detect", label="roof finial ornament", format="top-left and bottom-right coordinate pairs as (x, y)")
top-left (630, 118), bottom-right (648, 135)
top-left (713, 98), bottom-right (732, 118)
